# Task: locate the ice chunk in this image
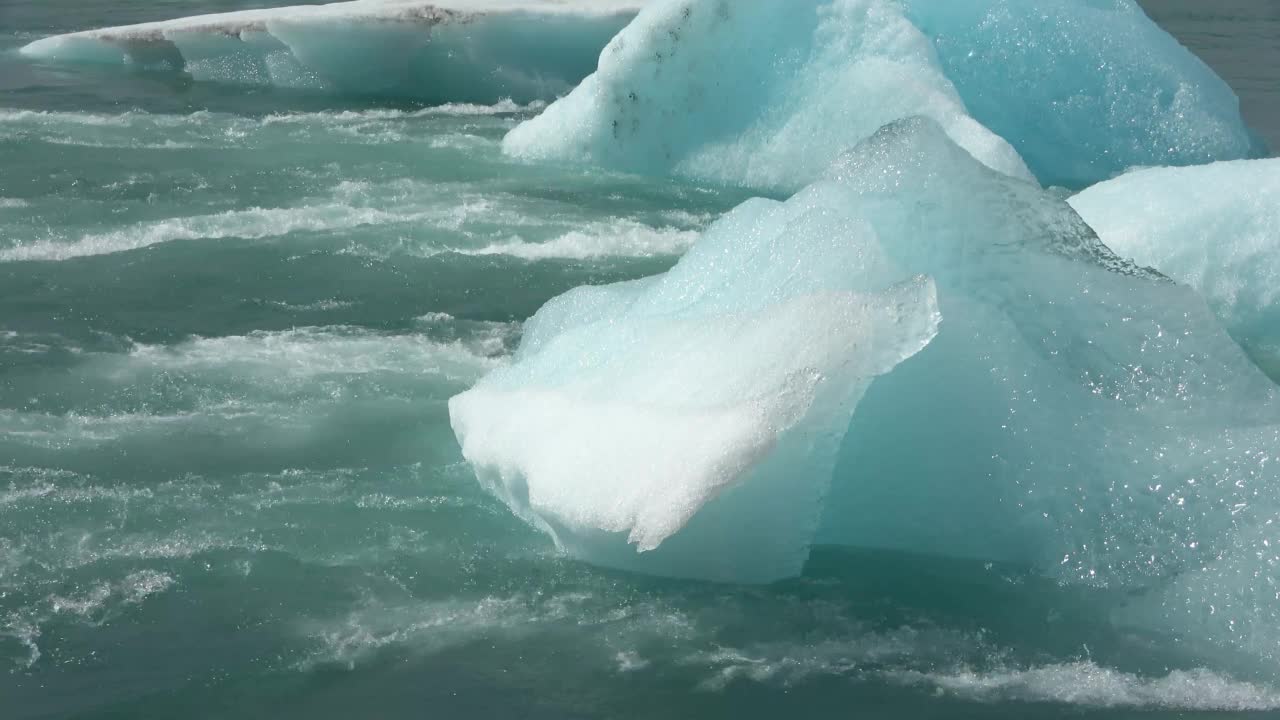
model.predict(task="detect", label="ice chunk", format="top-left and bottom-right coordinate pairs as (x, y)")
top-left (806, 120), bottom-right (1280, 668)
top-left (450, 191), bottom-right (941, 582)
top-left (19, 0), bottom-right (644, 104)
top-left (904, 0), bottom-right (1262, 187)
top-left (457, 118), bottom-right (1280, 672)
top-left (503, 0), bottom-right (1032, 191)
top-left (1070, 159), bottom-right (1280, 377)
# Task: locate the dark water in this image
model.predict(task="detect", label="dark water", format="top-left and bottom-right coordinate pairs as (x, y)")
top-left (1, 2), bottom-right (1279, 719)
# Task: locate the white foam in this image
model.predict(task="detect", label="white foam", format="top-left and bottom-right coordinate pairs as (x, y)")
top-left (262, 98), bottom-right (545, 124)
top-left (895, 662), bottom-right (1280, 711)
top-left (0, 109), bottom-right (160, 127)
top-left (1, 615), bottom-right (42, 669)
top-left (299, 592), bottom-right (588, 669)
top-left (0, 198), bottom-right (29, 209)
top-left (461, 222), bottom-right (699, 260)
top-left (0, 203), bottom-right (434, 262)
top-left (127, 325), bottom-right (510, 379)
top-left (262, 298), bottom-right (356, 312)
top-left (49, 570), bottom-right (175, 618)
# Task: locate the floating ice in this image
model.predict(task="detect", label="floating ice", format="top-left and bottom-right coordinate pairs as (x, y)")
top-left (1070, 159), bottom-right (1280, 376)
top-left (455, 119), bottom-right (1280, 675)
top-left (450, 185), bottom-right (942, 581)
top-left (19, 0), bottom-right (644, 104)
top-left (808, 121), bottom-right (1280, 668)
top-left (506, 0), bottom-right (1258, 190)
top-left (503, 0), bottom-right (1032, 191)
top-left (904, 0), bottom-right (1262, 187)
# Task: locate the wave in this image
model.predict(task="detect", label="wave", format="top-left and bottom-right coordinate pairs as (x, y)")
top-left (19, 0), bottom-right (641, 104)
top-left (125, 324), bottom-right (511, 379)
top-left (0, 204), bottom-right (432, 262)
top-left (0, 177), bottom-right (694, 262)
top-left (262, 98), bottom-right (546, 123)
top-left (457, 221), bottom-right (699, 260)
top-left (893, 663), bottom-right (1280, 711)
top-left (0, 324), bottom-right (511, 456)
top-left (0, 104), bottom-right (523, 151)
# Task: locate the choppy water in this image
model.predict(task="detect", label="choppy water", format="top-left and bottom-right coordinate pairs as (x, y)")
top-left (2, 2), bottom-right (1279, 719)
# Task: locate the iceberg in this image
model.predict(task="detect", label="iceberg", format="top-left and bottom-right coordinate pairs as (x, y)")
top-left (903, 0), bottom-right (1262, 187)
top-left (454, 119), bottom-right (1280, 669)
top-left (1070, 159), bottom-right (1280, 377)
top-left (503, 0), bottom-right (1033, 191)
top-left (505, 0), bottom-right (1259, 190)
top-left (19, 0), bottom-right (644, 104)
top-left (450, 202), bottom-right (941, 582)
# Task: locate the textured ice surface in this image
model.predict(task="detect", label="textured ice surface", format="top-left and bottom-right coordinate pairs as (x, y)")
top-left (450, 192), bottom-right (941, 582)
top-left (503, 0), bottom-right (1032, 191)
top-left (903, 0), bottom-right (1261, 187)
top-left (20, 0), bottom-right (643, 103)
top-left (1071, 159), bottom-right (1280, 377)
top-left (457, 119), bottom-right (1280, 670)
top-left (811, 120), bottom-right (1280, 668)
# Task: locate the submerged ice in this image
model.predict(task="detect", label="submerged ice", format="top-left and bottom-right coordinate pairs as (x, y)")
top-left (20, 0), bottom-right (643, 103)
top-left (505, 0), bottom-right (1258, 190)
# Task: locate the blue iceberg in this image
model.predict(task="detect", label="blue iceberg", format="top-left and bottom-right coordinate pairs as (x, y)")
top-left (454, 117), bottom-right (1280, 636)
top-left (504, 0), bottom-right (1032, 191)
top-left (904, 0), bottom-right (1263, 187)
top-left (505, 0), bottom-right (1259, 190)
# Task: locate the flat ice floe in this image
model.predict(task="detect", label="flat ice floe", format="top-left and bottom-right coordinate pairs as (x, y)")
top-left (20, 0), bottom-right (645, 103)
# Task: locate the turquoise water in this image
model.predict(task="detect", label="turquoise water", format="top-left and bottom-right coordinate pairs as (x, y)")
top-left (3, 2), bottom-right (1280, 719)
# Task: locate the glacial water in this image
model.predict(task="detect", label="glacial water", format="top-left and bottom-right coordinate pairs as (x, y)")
top-left (2, 1), bottom-right (1280, 719)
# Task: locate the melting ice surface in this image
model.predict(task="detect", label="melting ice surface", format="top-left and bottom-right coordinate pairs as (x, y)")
top-left (19, 0), bottom-right (644, 103)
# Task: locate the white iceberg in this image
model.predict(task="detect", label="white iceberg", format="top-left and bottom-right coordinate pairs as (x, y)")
top-left (19, 0), bottom-right (644, 103)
